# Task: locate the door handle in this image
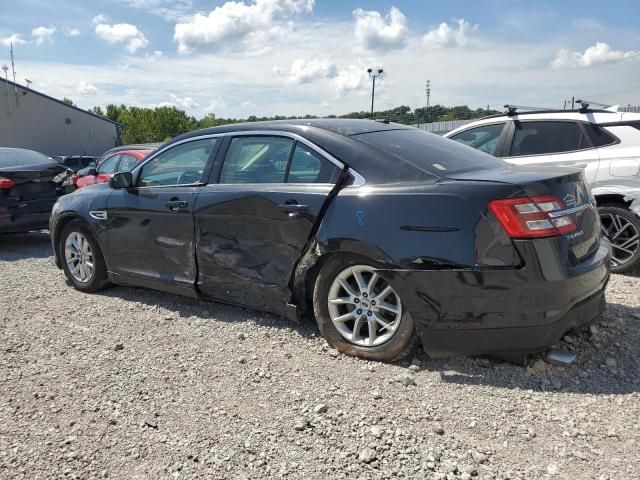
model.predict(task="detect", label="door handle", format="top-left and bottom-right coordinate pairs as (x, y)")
top-left (164, 200), bottom-right (189, 211)
top-left (278, 203), bottom-right (309, 212)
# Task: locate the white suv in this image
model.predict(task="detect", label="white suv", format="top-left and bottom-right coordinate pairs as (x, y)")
top-left (445, 105), bottom-right (640, 273)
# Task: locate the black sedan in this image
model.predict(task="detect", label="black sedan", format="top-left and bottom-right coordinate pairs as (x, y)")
top-left (49, 120), bottom-right (611, 363)
top-left (0, 147), bottom-right (72, 234)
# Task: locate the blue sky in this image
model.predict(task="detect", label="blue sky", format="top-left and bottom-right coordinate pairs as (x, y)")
top-left (1, 0), bottom-right (639, 117)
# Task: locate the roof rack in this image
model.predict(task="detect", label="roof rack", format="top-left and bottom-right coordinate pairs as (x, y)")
top-left (575, 99), bottom-right (617, 112)
top-left (503, 104), bottom-right (554, 116)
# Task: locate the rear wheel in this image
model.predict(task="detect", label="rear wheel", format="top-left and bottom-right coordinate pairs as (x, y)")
top-left (599, 204), bottom-right (640, 274)
top-left (313, 255), bottom-right (418, 362)
top-left (59, 221), bottom-right (109, 292)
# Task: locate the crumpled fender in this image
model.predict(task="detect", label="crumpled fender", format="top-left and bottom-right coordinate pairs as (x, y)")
top-left (591, 179), bottom-right (640, 216)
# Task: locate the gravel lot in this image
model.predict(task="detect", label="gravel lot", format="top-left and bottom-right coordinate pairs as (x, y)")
top-left (1, 232), bottom-right (639, 480)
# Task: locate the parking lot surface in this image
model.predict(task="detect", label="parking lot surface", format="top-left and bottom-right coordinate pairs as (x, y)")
top-left (1, 232), bottom-right (639, 479)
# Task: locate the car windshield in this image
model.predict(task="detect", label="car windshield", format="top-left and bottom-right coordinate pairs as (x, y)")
top-left (0, 148), bottom-right (53, 168)
top-left (355, 129), bottom-right (505, 177)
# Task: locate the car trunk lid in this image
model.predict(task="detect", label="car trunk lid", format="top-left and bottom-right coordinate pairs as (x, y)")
top-left (446, 165), bottom-right (601, 266)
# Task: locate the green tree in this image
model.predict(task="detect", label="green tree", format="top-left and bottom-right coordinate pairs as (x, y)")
top-left (63, 97), bottom-right (74, 106)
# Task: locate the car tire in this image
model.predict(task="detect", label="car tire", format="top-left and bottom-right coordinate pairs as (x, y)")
top-left (59, 220), bottom-right (110, 292)
top-left (599, 204), bottom-right (640, 274)
top-left (312, 254), bottom-right (419, 362)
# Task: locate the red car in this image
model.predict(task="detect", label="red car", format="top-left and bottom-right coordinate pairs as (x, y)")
top-left (74, 149), bottom-right (151, 189)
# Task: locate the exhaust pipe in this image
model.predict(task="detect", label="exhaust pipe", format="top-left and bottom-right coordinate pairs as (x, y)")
top-left (544, 349), bottom-right (576, 365)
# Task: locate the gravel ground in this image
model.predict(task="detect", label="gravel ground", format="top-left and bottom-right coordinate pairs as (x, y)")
top-left (1, 232), bottom-right (639, 480)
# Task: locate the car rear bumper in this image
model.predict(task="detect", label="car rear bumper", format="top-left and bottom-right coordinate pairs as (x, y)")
top-left (0, 211), bottom-right (50, 233)
top-left (378, 237), bottom-right (611, 357)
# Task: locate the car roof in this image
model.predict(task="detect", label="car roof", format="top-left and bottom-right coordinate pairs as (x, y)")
top-left (118, 149), bottom-right (152, 158)
top-left (175, 118), bottom-right (413, 139)
top-left (445, 110), bottom-right (640, 137)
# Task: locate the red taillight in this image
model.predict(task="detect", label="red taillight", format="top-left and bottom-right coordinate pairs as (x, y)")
top-left (0, 176), bottom-right (15, 189)
top-left (488, 195), bottom-right (576, 238)
top-left (72, 174), bottom-right (79, 185)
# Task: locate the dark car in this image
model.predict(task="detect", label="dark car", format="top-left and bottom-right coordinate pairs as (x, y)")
top-left (0, 147), bottom-right (73, 233)
top-left (53, 155), bottom-right (97, 173)
top-left (49, 120), bottom-right (611, 363)
top-left (74, 143), bottom-right (160, 186)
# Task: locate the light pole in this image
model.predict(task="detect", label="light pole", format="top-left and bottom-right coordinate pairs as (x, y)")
top-left (425, 80), bottom-right (431, 123)
top-left (367, 68), bottom-right (383, 116)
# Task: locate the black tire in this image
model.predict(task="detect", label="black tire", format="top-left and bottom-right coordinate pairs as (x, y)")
top-left (599, 204), bottom-right (640, 274)
top-left (312, 254), bottom-right (419, 362)
top-left (59, 220), bottom-right (110, 292)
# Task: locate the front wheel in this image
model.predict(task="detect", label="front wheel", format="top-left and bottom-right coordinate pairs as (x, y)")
top-left (599, 205), bottom-right (640, 274)
top-left (59, 221), bottom-right (109, 292)
top-left (312, 255), bottom-right (419, 362)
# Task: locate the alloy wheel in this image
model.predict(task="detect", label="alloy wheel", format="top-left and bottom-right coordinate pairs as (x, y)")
top-left (64, 231), bottom-right (94, 283)
top-left (600, 213), bottom-right (640, 268)
top-left (327, 265), bottom-right (402, 347)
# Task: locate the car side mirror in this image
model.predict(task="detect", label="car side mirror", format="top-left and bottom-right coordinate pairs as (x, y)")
top-left (87, 167), bottom-right (97, 176)
top-left (110, 171), bottom-right (133, 189)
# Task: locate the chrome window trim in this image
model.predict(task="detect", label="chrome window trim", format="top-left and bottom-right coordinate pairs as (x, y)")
top-left (131, 130), bottom-right (366, 188)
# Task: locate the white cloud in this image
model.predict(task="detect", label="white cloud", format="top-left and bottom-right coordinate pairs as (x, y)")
top-left (32, 26), bottom-right (56, 46)
top-left (119, 0), bottom-right (194, 21)
top-left (64, 27), bottom-right (81, 37)
top-left (173, 0), bottom-right (315, 54)
top-left (77, 82), bottom-right (101, 94)
top-left (170, 94), bottom-right (198, 108)
top-left (285, 58), bottom-right (337, 85)
top-left (0, 34), bottom-right (27, 47)
top-left (552, 42), bottom-right (640, 69)
top-left (423, 19), bottom-right (476, 48)
top-left (353, 7), bottom-right (407, 52)
top-left (92, 15), bottom-right (108, 25)
top-left (95, 23), bottom-right (150, 54)
top-left (332, 65), bottom-right (369, 94)
top-left (205, 98), bottom-right (227, 112)
top-left (145, 50), bottom-right (165, 61)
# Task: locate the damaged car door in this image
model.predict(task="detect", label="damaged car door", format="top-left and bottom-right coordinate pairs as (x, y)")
top-left (106, 137), bottom-right (219, 294)
top-left (194, 134), bottom-right (344, 315)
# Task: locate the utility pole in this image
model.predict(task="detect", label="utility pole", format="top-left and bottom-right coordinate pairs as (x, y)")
top-left (10, 42), bottom-right (18, 103)
top-left (425, 80), bottom-right (431, 123)
top-left (367, 68), bottom-right (383, 117)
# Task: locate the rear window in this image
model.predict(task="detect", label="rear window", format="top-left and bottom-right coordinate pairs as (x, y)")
top-left (354, 129), bottom-right (505, 176)
top-left (0, 148), bottom-right (53, 168)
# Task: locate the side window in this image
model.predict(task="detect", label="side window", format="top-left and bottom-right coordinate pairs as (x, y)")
top-left (117, 154), bottom-right (139, 172)
top-left (288, 143), bottom-right (341, 183)
top-left (449, 123), bottom-right (506, 156)
top-left (139, 138), bottom-right (216, 187)
top-left (98, 155), bottom-right (120, 174)
top-left (586, 124), bottom-right (617, 147)
top-left (220, 136), bottom-right (294, 184)
top-left (63, 157), bottom-right (78, 169)
top-left (510, 121), bottom-right (585, 157)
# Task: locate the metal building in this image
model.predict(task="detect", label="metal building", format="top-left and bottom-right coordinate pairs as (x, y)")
top-left (0, 77), bottom-right (121, 157)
